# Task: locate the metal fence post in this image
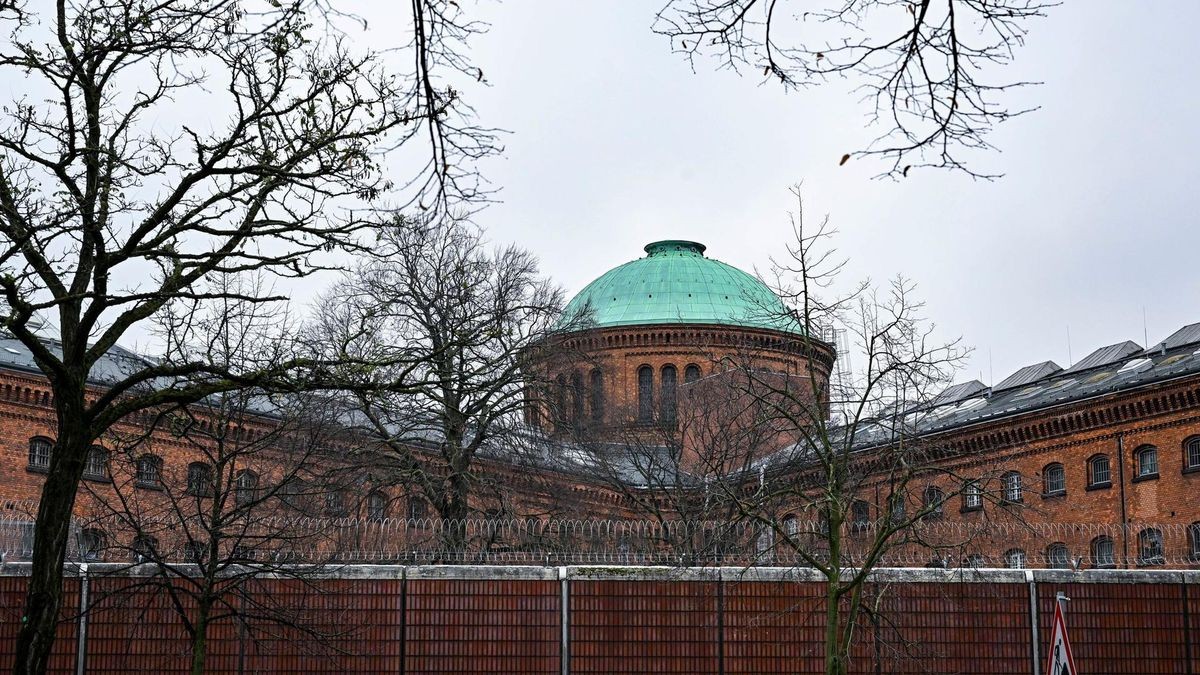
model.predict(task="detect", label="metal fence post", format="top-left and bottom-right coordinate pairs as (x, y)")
top-left (75, 563), bottom-right (88, 675)
top-left (559, 566), bottom-right (570, 675)
top-left (1027, 570), bottom-right (1040, 675)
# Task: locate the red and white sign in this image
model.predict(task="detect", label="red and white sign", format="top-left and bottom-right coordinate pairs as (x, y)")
top-left (1045, 597), bottom-right (1077, 675)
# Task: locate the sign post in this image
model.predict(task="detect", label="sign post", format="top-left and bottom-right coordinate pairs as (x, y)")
top-left (1045, 592), bottom-right (1077, 675)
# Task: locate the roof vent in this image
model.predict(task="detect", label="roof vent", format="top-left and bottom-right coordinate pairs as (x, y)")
top-left (643, 240), bottom-right (706, 257)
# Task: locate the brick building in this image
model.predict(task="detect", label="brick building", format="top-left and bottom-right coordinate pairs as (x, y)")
top-left (2, 239), bottom-right (1199, 568)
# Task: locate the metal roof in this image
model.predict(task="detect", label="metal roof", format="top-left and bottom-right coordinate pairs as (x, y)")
top-left (993, 360), bottom-right (1063, 392)
top-left (1149, 322), bottom-right (1200, 353)
top-left (1065, 340), bottom-right (1143, 373)
top-left (931, 380), bottom-right (988, 406)
top-left (556, 240), bottom-right (806, 335)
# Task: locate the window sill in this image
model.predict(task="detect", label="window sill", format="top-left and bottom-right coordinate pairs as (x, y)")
top-left (1085, 481), bottom-right (1112, 492)
top-left (1001, 499), bottom-right (1024, 507)
top-left (960, 505), bottom-right (983, 514)
top-left (1041, 491), bottom-right (1067, 500)
top-left (1183, 465), bottom-right (1200, 476)
top-left (135, 481), bottom-right (163, 491)
top-left (1131, 473), bottom-right (1159, 484)
top-left (26, 465), bottom-right (49, 474)
top-left (1091, 563), bottom-right (1116, 570)
top-left (82, 474), bottom-right (111, 484)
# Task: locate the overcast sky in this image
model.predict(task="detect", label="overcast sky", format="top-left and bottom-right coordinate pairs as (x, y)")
top-left (356, 1), bottom-right (1199, 388)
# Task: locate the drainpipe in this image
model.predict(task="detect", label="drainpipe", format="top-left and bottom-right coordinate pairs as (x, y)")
top-left (1116, 434), bottom-right (1130, 568)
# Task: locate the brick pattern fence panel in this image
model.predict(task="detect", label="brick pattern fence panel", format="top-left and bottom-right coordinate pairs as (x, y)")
top-left (0, 575), bottom-right (78, 674)
top-left (723, 579), bottom-right (826, 673)
top-left (571, 575), bottom-right (720, 673)
top-left (861, 579), bottom-right (1031, 674)
top-left (405, 572), bottom-right (560, 674)
top-left (1037, 574), bottom-right (1190, 674)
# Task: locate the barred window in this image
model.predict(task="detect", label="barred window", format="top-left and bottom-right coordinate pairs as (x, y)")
top-left (922, 486), bottom-right (945, 519)
top-left (1091, 535), bottom-right (1115, 568)
top-left (1047, 542), bottom-right (1071, 569)
top-left (135, 454), bottom-right (162, 488)
top-left (1042, 463), bottom-right (1065, 496)
top-left (1088, 454), bottom-right (1111, 487)
top-left (962, 481), bottom-right (982, 511)
top-left (184, 541), bottom-right (205, 564)
top-left (78, 529), bottom-right (103, 562)
top-left (234, 470), bottom-right (258, 507)
top-left (570, 370), bottom-right (584, 425)
top-left (1004, 548), bottom-right (1026, 569)
top-left (367, 491), bottom-right (388, 521)
top-left (132, 535), bottom-right (158, 564)
top-left (1138, 528), bottom-right (1164, 565)
top-left (684, 364), bottom-right (701, 384)
top-left (783, 515), bottom-right (798, 538)
top-left (1187, 437), bottom-right (1200, 471)
top-left (1135, 445), bottom-right (1158, 478)
top-left (27, 437), bottom-right (52, 470)
top-left (851, 500), bottom-right (871, 533)
top-left (325, 491), bottom-right (347, 517)
top-left (1190, 523), bottom-right (1200, 560)
top-left (187, 462), bottom-right (214, 497)
top-left (755, 526), bottom-right (774, 562)
top-left (83, 447), bottom-right (109, 480)
top-left (964, 554), bottom-right (986, 569)
top-left (406, 496), bottom-right (427, 521)
top-left (1002, 471), bottom-right (1022, 503)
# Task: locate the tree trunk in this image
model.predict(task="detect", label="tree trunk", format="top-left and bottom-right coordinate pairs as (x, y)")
top-left (14, 405), bottom-right (90, 675)
top-left (191, 597), bottom-right (212, 675)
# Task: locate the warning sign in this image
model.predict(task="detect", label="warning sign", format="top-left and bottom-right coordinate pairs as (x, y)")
top-left (1046, 595), bottom-right (1077, 675)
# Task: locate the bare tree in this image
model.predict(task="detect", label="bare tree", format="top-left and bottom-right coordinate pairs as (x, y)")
top-left (654, 0), bottom-right (1054, 178)
top-left (75, 286), bottom-right (365, 675)
top-left (315, 215), bottom-right (564, 557)
top-left (0, 0), bottom-right (497, 669)
top-left (682, 188), bottom-right (1023, 674)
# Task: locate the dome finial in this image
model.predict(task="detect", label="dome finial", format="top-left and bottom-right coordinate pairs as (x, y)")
top-left (644, 240), bottom-right (706, 257)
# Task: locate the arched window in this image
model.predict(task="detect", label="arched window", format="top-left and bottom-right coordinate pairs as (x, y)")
top-left (1138, 528), bottom-right (1164, 565)
top-left (27, 437), bottom-right (52, 470)
top-left (1001, 471), bottom-right (1022, 503)
top-left (755, 525), bottom-right (774, 562)
top-left (637, 365), bottom-right (654, 422)
top-left (660, 364), bottom-right (677, 423)
top-left (1042, 463), bottom-right (1065, 496)
top-left (1134, 445), bottom-right (1158, 479)
top-left (554, 374), bottom-right (567, 429)
top-left (187, 462), bottom-right (214, 497)
top-left (1091, 535), bottom-right (1115, 568)
top-left (962, 480), bottom-right (982, 511)
top-left (1087, 454), bottom-right (1111, 488)
top-left (367, 491), bottom-right (388, 521)
top-left (1047, 542), bottom-right (1071, 569)
top-left (1190, 523), bottom-right (1200, 560)
top-left (782, 515), bottom-right (799, 538)
top-left (78, 529), bottom-right (104, 562)
top-left (406, 495), bottom-right (427, 521)
top-left (922, 486), bottom-right (945, 519)
top-left (135, 454), bottom-right (163, 488)
top-left (234, 470), bottom-right (258, 506)
top-left (325, 490), bottom-right (347, 517)
top-left (132, 535), bottom-right (158, 564)
top-left (83, 446), bottom-right (109, 480)
top-left (589, 368), bottom-right (604, 422)
top-left (1186, 437), bottom-right (1200, 473)
top-left (850, 500), bottom-right (871, 533)
top-left (1004, 549), bottom-right (1026, 569)
top-left (570, 370), bottom-right (584, 425)
top-left (684, 364), bottom-right (701, 384)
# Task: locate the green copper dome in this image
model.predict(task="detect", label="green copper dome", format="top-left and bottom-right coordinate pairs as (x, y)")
top-left (557, 240), bottom-right (805, 335)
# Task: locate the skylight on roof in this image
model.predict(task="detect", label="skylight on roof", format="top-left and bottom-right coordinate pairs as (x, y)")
top-left (1117, 357), bottom-right (1153, 374)
top-left (957, 397), bottom-right (986, 412)
top-left (3, 347), bottom-right (18, 354)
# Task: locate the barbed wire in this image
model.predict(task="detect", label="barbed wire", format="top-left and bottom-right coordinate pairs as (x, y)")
top-left (2, 514), bottom-right (1197, 569)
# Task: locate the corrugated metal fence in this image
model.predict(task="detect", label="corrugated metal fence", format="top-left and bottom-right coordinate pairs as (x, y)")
top-left (0, 564), bottom-right (1196, 673)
